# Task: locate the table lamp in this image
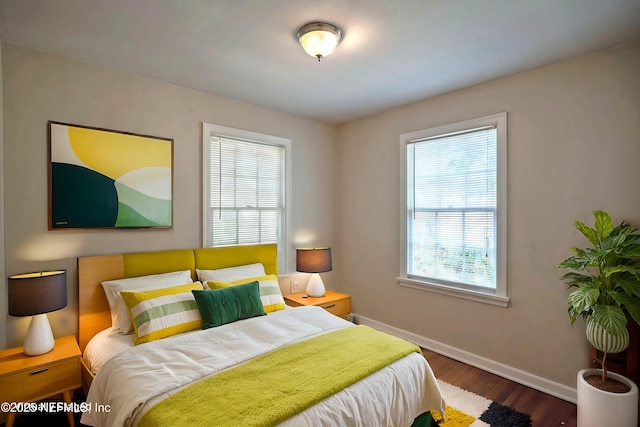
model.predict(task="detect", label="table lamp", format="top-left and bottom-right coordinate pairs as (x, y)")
top-left (296, 247), bottom-right (332, 297)
top-left (8, 270), bottom-right (67, 356)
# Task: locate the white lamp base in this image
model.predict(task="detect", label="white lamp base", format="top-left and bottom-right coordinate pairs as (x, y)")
top-left (23, 314), bottom-right (55, 356)
top-left (306, 273), bottom-right (326, 297)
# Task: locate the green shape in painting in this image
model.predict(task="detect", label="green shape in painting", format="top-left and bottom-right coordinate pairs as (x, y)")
top-left (114, 181), bottom-right (172, 227)
top-left (115, 202), bottom-right (164, 227)
top-left (51, 163), bottom-right (119, 228)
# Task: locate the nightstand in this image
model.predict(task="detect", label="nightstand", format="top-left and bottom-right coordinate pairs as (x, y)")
top-left (0, 335), bottom-right (81, 427)
top-left (284, 291), bottom-right (351, 319)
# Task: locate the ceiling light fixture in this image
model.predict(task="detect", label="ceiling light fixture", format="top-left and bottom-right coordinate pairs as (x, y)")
top-left (297, 22), bottom-right (343, 61)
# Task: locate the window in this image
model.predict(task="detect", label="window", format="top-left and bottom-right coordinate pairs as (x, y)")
top-left (398, 113), bottom-right (509, 307)
top-left (202, 123), bottom-right (291, 273)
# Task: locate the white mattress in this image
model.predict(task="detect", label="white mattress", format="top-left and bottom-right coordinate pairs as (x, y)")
top-left (81, 306), bottom-right (445, 427)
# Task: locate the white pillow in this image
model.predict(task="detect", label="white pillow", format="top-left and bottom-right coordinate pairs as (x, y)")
top-left (102, 270), bottom-right (193, 333)
top-left (196, 263), bottom-right (266, 283)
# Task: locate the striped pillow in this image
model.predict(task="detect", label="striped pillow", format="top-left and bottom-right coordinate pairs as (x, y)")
top-left (120, 282), bottom-right (203, 345)
top-left (206, 274), bottom-right (286, 313)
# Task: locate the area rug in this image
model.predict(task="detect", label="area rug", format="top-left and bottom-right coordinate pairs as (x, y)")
top-left (430, 380), bottom-right (532, 427)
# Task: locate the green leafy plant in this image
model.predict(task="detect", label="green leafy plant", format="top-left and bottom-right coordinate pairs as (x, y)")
top-left (559, 210), bottom-right (640, 382)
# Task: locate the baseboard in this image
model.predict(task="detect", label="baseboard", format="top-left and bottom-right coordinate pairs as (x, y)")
top-left (352, 313), bottom-right (577, 404)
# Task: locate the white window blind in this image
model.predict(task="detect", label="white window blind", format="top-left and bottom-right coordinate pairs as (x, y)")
top-left (202, 123), bottom-right (290, 272)
top-left (399, 113), bottom-right (508, 306)
top-left (407, 126), bottom-right (496, 288)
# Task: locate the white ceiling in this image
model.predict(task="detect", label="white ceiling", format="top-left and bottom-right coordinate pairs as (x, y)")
top-left (0, 0), bottom-right (639, 124)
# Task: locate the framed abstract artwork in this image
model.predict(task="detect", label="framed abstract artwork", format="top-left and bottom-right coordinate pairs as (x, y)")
top-left (48, 121), bottom-right (173, 229)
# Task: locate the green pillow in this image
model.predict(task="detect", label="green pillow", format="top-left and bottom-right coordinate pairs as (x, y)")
top-left (192, 281), bottom-right (266, 329)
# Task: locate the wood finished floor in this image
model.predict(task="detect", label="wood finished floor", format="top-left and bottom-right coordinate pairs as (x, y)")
top-left (423, 348), bottom-right (577, 426)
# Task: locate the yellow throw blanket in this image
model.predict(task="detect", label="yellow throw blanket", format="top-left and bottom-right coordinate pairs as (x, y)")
top-left (139, 325), bottom-right (421, 427)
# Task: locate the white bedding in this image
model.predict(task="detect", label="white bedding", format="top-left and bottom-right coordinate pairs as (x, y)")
top-left (83, 306), bottom-right (296, 375)
top-left (83, 328), bottom-right (135, 374)
top-left (81, 306), bottom-right (445, 427)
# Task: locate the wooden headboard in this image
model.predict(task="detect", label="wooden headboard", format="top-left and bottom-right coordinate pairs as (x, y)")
top-left (77, 244), bottom-right (277, 353)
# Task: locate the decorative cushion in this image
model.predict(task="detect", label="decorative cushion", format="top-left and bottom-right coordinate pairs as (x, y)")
top-left (205, 274), bottom-right (285, 313)
top-left (196, 263), bottom-right (266, 283)
top-left (192, 282), bottom-right (266, 329)
top-left (120, 282), bottom-right (203, 345)
top-left (102, 270), bottom-right (193, 333)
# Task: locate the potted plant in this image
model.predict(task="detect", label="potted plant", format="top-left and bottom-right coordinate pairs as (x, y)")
top-left (559, 210), bottom-right (640, 427)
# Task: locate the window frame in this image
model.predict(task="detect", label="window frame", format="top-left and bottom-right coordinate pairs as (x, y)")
top-left (202, 122), bottom-right (291, 273)
top-left (397, 112), bottom-right (509, 308)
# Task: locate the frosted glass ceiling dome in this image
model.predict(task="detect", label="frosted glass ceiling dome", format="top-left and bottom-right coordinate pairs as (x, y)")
top-left (296, 22), bottom-right (343, 61)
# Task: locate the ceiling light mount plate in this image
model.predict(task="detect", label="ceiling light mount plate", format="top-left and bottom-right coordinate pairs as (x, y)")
top-left (296, 22), bottom-right (343, 61)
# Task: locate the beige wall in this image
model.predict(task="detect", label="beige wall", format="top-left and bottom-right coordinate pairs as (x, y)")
top-left (336, 41), bottom-right (640, 394)
top-left (1, 43), bottom-right (337, 348)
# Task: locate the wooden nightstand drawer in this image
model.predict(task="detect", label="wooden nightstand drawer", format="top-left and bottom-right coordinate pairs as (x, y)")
top-left (317, 298), bottom-right (350, 317)
top-left (284, 291), bottom-right (352, 319)
top-left (0, 357), bottom-right (80, 403)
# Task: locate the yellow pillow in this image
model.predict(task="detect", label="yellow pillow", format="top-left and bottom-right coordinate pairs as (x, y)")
top-left (120, 282), bottom-right (203, 345)
top-left (207, 274), bottom-right (285, 313)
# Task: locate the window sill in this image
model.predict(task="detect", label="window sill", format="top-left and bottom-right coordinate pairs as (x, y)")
top-left (396, 277), bottom-right (510, 308)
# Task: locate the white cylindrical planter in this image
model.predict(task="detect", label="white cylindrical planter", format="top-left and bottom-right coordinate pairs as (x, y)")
top-left (577, 369), bottom-right (638, 427)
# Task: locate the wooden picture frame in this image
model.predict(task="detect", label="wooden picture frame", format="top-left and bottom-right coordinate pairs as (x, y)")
top-left (48, 121), bottom-right (173, 229)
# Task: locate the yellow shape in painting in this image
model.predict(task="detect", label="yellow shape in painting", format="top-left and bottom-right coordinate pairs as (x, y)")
top-left (431, 406), bottom-right (477, 426)
top-left (68, 126), bottom-right (171, 180)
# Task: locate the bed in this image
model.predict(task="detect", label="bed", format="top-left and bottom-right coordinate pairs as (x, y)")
top-left (77, 244), bottom-right (445, 426)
